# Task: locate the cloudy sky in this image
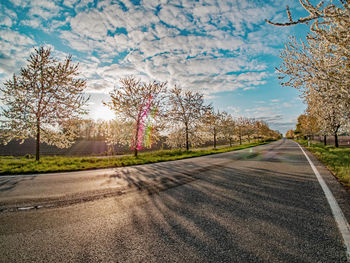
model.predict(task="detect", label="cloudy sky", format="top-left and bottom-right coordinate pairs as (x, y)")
top-left (0, 0), bottom-right (311, 134)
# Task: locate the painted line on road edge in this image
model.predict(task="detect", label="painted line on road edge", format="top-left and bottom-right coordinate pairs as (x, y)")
top-left (296, 142), bottom-right (350, 261)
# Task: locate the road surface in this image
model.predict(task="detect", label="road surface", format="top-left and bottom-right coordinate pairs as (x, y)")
top-left (0, 139), bottom-right (349, 262)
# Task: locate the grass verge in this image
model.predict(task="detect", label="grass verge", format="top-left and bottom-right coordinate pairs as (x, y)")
top-left (0, 140), bottom-right (275, 175)
top-left (297, 140), bottom-right (350, 188)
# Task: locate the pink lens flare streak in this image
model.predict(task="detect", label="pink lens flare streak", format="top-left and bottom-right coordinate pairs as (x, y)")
top-left (133, 95), bottom-right (156, 151)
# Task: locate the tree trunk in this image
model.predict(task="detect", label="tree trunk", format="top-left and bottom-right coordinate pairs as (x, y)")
top-left (36, 121), bottom-right (40, 161)
top-left (185, 125), bottom-right (189, 151)
top-left (334, 133), bottom-right (339, 148)
top-left (239, 135), bottom-right (242, 145)
top-left (229, 138), bottom-right (232, 147)
top-left (134, 120), bottom-right (140, 157)
top-left (213, 128), bottom-right (216, 149)
top-left (323, 135), bottom-right (327, 146)
top-left (334, 125), bottom-right (340, 148)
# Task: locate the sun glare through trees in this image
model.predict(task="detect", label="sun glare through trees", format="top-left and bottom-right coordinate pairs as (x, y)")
top-left (0, 2), bottom-right (349, 262)
top-left (0, 0), bottom-right (349, 159)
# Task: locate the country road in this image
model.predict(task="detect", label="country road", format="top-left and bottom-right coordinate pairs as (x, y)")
top-left (0, 139), bottom-right (349, 262)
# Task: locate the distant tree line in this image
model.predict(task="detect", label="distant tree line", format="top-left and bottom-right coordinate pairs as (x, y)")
top-left (67, 111), bottom-right (280, 155)
top-left (285, 113), bottom-right (349, 147)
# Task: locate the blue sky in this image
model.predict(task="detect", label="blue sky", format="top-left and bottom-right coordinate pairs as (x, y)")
top-left (0, 0), bottom-right (311, 134)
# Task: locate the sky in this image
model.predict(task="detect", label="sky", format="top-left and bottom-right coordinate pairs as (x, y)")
top-left (0, 0), bottom-right (312, 135)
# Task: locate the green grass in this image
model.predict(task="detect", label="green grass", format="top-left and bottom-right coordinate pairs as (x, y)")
top-left (0, 140), bottom-right (275, 175)
top-left (297, 140), bottom-right (350, 187)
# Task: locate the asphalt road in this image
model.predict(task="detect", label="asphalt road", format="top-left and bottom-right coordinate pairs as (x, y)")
top-left (0, 139), bottom-right (349, 262)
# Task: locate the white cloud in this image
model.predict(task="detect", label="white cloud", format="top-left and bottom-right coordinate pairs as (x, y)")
top-left (0, 29), bottom-right (34, 45)
top-left (58, 0), bottom-right (286, 60)
top-left (0, 15), bottom-right (13, 27)
top-left (3, 7), bottom-right (17, 19)
top-left (21, 0), bottom-right (61, 21)
top-left (21, 18), bottom-right (41, 28)
top-left (60, 31), bottom-right (91, 51)
top-left (75, 0), bottom-right (94, 10)
top-left (282, 102), bottom-right (292, 108)
top-left (243, 86), bottom-right (255, 91)
top-left (70, 11), bottom-right (108, 41)
top-left (158, 5), bottom-right (194, 30)
top-left (0, 0), bottom-right (300, 101)
top-left (63, 0), bottom-right (75, 8)
top-left (225, 102), bottom-right (297, 133)
top-left (0, 30), bottom-right (35, 75)
top-left (227, 106), bottom-right (241, 117)
top-left (31, 0), bottom-right (57, 10)
top-left (9, 0), bottom-right (27, 6)
top-left (30, 8), bottom-right (55, 19)
top-left (0, 54), bottom-right (16, 75)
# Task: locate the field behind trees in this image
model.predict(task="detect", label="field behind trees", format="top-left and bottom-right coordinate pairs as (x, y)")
top-left (0, 138), bottom-right (129, 157)
top-left (0, 133), bottom-right (270, 157)
top-left (311, 136), bottom-right (350, 148)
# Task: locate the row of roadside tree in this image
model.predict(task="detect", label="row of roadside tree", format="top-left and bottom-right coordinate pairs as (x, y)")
top-left (103, 76), bottom-right (281, 156)
top-left (267, 0), bottom-right (350, 147)
top-left (64, 111), bottom-right (280, 156)
top-left (0, 47), bottom-right (280, 160)
top-left (285, 113), bottom-right (349, 147)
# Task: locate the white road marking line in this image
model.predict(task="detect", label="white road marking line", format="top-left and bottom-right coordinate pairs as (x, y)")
top-left (297, 142), bottom-right (350, 261)
top-left (17, 206), bottom-right (34, 211)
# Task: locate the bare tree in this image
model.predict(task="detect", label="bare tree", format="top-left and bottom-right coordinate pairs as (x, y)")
top-left (0, 47), bottom-right (88, 161)
top-left (235, 117), bottom-right (245, 145)
top-left (220, 112), bottom-right (236, 147)
top-left (245, 118), bottom-right (256, 143)
top-left (105, 76), bottom-right (167, 157)
top-left (235, 117), bottom-right (255, 145)
top-left (203, 108), bottom-right (226, 149)
top-left (266, 0), bottom-right (349, 30)
top-left (168, 86), bottom-right (211, 151)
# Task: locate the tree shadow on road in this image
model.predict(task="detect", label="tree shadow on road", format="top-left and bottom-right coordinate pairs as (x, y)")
top-left (106, 159), bottom-right (348, 262)
top-left (0, 176), bottom-right (37, 193)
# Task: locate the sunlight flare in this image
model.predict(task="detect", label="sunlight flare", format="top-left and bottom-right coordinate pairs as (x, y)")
top-left (91, 106), bottom-right (115, 121)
